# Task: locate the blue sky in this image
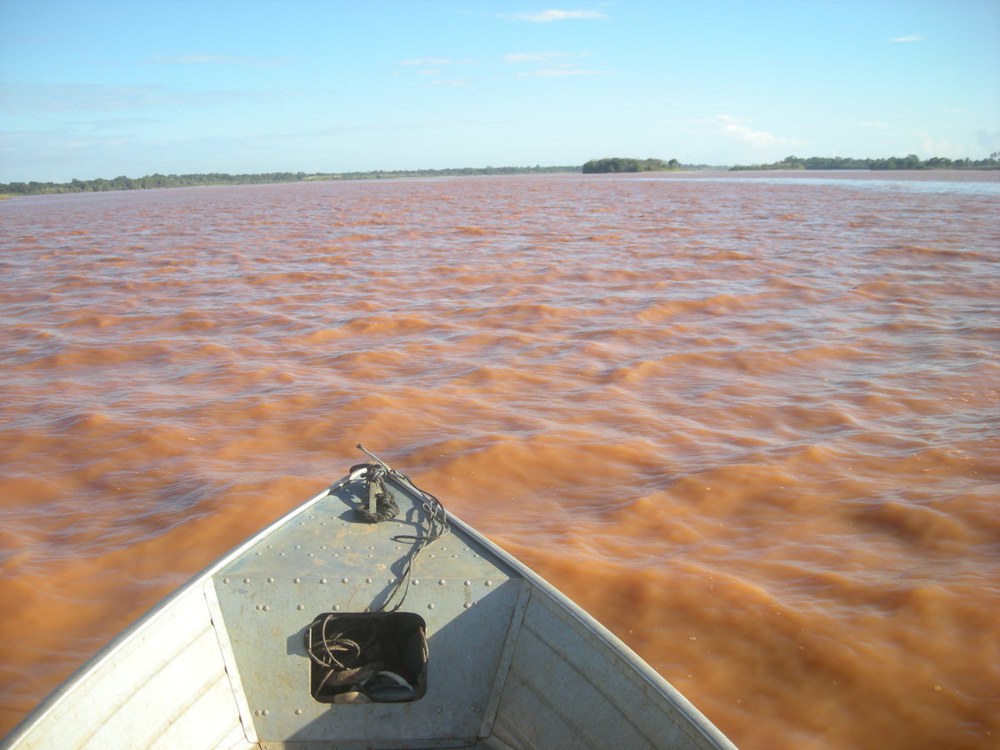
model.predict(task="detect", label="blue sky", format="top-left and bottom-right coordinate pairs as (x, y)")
top-left (1, 1), bottom-right (998, 182)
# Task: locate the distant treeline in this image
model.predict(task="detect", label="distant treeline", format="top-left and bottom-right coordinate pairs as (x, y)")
top-left (2, 172), bottom-right (308, 195)
top-left (6, 154), bottom-right (999, 195)
top-left (731, 154), bottom-right (1000, 171)
top-left (0, 164), bottom-right (578, 196)
top-left (582, 157), bottom-right (681, 173)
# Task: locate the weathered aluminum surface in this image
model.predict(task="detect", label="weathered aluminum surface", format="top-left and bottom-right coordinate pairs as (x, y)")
top-left (210, 475), bottom-right (528, 747)
top-left (444, 514), bottom-right (738, 750)
top-left (2, 466), bottom-right (739, 750)
top-left (0, 572), bottom-right (252, 750)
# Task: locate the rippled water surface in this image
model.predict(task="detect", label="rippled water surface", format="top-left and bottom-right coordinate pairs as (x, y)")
top-left (1, 172), bottom-right (998, 749)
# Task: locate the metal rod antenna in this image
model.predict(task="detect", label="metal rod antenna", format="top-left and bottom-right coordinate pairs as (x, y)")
top-left (356, 443), bottom-right (392, 471)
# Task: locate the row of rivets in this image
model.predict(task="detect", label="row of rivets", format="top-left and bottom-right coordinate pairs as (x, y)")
top-left (222, 576), bottom-right (498, 586)
top-left (255, 602), bottom-right (408, 613)
top-left (268, 600), bottom-right (483, 612)
top-left (258, 704), bottom-right (484, 721)
top-left (251, 542), bottom-right (356, 557)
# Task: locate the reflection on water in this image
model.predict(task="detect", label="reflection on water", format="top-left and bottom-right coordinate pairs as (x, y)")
top-left (1, 172), bottom-right (998, 749)
top-left (637, 169), bottom-right (1000, 195)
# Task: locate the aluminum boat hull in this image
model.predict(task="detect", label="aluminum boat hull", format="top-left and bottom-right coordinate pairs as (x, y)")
top-left (2, 460), bottom-right (737, 750)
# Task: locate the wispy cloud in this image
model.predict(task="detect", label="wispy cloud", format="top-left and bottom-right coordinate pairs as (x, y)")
top-left (503, 51), bottom-right (599, 77)
top-left (503, 51), bottom-right (576, 64)
top-left (890, 34), bottom-right (923, 43)
top-left (429, 77), bottom-right (474, 87)
top-left (509, 9), bottom-right (608, 23)
top-left (916, 131), bottom-right (963, 156)
top-left (707, 115), bottom-right (797, 148)
top-left (518, 65), bottom-right (602, 78)
top-left (398, 57), bottom-right (479, 86)
top-left (401, 57), bottom-right (474, 67)
top-left (147, 53), bottom-right (292, 66)
top-left (0, 82), bottom-right (285, 114)
top-left (975, 129), bottom-right (1000, 152)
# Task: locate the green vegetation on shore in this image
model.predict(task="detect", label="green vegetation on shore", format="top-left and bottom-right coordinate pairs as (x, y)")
top-left (730, 153), bottom-right (1000, 171)
top-left (582, 157), bottom-right (681, 173)
top-left (0, 164), bottom-right (577, 196)
top-left (4, 153), bottom-right (1000, 197)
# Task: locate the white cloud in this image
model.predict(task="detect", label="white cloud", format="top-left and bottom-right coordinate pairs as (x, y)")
top-left (503, 51), bottom-right (599, 77)
top-left (401, 57), bottom-right (466, 67)
top-left (147, 53), bottom-right (291, 66)
top-left (975, 129), bottom-right (1000, 152)
top-left (915, 132), bottom-right (966, 158)
top-left (0, 82), bottom-right (245, 113)
top-left (518, 65), bottom-right (602, 78)
top-left (510, 9), bottom-right (608, 23)
top-left (890, 35), bottom-right (923, 43)
top-left (708, 114), bottom-right (792, 148)
top-left (149, 54), bottom-right (236, 64)
top-left (399, 57), bottom-right (478, 81)
top-left (504, 51), bottom-right (576, 63)
top-left (429, 77), bottom-right (474, 87)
